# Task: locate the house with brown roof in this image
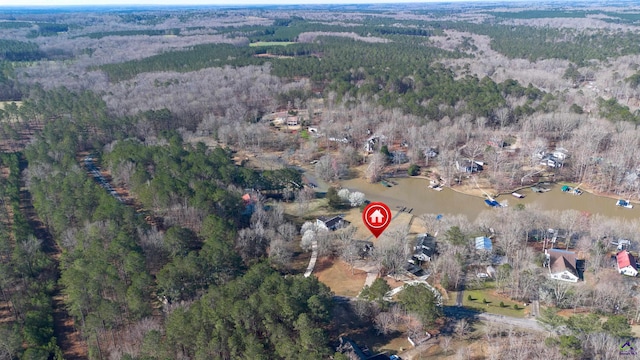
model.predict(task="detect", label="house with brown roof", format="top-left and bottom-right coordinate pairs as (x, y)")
top-left (617, 251), bottom-right (638, 277)
top-left (546, 249), bottom-right (579, 282)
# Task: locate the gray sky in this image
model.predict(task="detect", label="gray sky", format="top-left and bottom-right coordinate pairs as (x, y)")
top-left (4, 0), bottom-right (461, 6)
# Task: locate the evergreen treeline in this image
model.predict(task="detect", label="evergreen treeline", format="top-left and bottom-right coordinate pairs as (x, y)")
top-left (160, 263), bottom-right (333, 360)
top-left (5, 86), bottom-right (326, 358)
top-left (79, 28), bottom-right (181, 39)
top-left (0, 39), bottom-right (45, 62)
top-left (97, 34), bottom-right (544, 119)
top-left (433, 21), bottom-right (640, 65)
top-left (0, 153), bottom-right (62, 359)
top-left (26, 23), bottom-right (69, 38)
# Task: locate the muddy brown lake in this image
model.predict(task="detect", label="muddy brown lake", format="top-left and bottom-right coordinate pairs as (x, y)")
top-left (340, 177), bottom-right (640, 222)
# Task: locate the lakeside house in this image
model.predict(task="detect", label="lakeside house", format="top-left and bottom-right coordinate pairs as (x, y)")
top-left (475, 236), bottom-right (493, 251)
top-left (552, 148), bottom-right (570, 161)
top-left (540, 155), bottom-right (562, 168)
top-left (617, 250), bottom-right (638, 277)
top-left (424, 147), bottom-right (439, 159)
top-left (413, 233), bottom-right (436, 262)
top-left (487, 137), bottom-right (507, 148)
top-left (536, 147), bottom-right (569, 168)
top-left (545, 249), bottom-right (580, 282)
top-left (316, 215), bottom-right (349, 231)
top-left (456, 160), bottom-right (483, 173)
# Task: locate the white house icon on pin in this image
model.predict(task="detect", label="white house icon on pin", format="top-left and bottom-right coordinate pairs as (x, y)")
top-left (369, 209), bottom-right (384, 224)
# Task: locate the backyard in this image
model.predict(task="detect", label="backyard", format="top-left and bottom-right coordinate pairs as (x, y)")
top-left (446, 288), bottom-right (527, 318)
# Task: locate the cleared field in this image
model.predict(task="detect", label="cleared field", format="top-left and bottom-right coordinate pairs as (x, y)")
top-left (314, 257), bottom-right (366, 297)
top-left (447, 289), bottom-right (526, 318)
top-left (249, 41), bottom-right (296, 47)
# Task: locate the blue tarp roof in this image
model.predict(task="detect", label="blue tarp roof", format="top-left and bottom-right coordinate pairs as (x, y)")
top-left (475, 236), bottom-right (492, 251)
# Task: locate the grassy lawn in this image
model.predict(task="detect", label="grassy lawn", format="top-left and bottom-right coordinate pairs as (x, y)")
top-left (447, 289), bottom-right (526, 318)
top-left (314, 258), bottom-right (366, 297)
top-left (249, 41), bottom-right (296, 47)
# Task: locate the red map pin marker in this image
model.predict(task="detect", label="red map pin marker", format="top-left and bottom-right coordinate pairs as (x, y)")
top-left (362, 202), bottom-right (392, 238)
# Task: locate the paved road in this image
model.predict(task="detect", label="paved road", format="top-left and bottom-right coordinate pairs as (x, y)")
top-left (351, 291), bottom-right (543, 333)
top-left (455, 272), bottom-right (467, 306)
top-left (532, 300), bottom-right (540, 317)
top-left (303, 240), bottom-right (318, 277)
top-left (456, 285), bottom-right (464, 306)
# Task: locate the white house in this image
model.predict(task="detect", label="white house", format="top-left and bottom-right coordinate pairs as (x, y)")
top-left (286, 116), bottom-right (299, 126)
top-left (540, 155), bottom-right (562, 168)
top-left (546, 249), bottom-right (579, 282)
top-left (617, 250), bottom-right (638, 277)
top-left (552, 148), bottom-right (570, 161)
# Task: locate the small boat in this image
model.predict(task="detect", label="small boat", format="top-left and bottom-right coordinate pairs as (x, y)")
top-left (616, 199), bottom-right (633, 209)
top-left (484, 199), bottom-right (501, 207)
top-left (511, 192), bottom-right (525, 198)
top-left (561, 185), bottom-right (582, 195)
top-left (380, 180), bottom-right (392, 187)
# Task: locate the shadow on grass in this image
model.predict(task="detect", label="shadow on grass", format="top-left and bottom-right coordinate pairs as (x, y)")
top-left (330, 302), bottom-right (406, 355)
top-left (313, 257), bottom-right (334, 273)
top-left (443, 306), bottom-right (485, 320)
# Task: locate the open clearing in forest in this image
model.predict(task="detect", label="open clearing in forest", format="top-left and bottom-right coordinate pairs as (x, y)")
top-left (446, 289), bottom-right (527, 318)
top-left (0, 101), bottom-right (22, 111)
top-left (249, 41), bottom-right (296, 47)
top-left (314, 257), bottom-right (366, 297)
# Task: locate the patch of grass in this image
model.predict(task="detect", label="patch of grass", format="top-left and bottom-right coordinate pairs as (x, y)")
top-left (314, 258), bottom-right (366, 297)
top-left (249, 41), bottom-right (296, 47)
top-left (448, 289), bottom-right (525, 318)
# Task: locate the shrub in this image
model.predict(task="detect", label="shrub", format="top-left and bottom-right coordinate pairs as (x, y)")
top-left (467, 295), bottom-right (473, 301)
top-left (408, 164), bottom-right (420, 176)
top-left (513, 304), bottom-right (519, 310)
top-left (482, 298), bottom-right (489, 304)
top-left (499, 301), bottom-right (506, 308)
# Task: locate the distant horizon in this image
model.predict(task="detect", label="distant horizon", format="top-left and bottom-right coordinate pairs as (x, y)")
top-left (0, 0), bottom-right (528, 8)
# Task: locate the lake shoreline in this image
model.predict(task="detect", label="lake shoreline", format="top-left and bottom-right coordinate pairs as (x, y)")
top-left (386, 173), bottom-right (632, 205)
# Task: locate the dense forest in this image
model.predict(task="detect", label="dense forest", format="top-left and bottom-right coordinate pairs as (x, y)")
top-left (2, 3), bottom-right (640, 359)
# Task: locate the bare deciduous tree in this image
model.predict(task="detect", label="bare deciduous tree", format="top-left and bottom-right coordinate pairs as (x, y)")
top-left (374, 312), bottom-right (394, 335)
top-left (365, 152), bottom-right (387, 183)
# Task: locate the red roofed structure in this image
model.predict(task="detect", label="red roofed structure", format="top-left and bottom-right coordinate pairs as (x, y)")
top-left (617, 251), bottom-right (638, 277)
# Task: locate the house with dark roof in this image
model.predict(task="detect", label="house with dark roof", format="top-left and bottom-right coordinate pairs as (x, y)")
top-left (617, 251), bottom-right (638, 277)
top-left (316, 215), bottom-right (349, 231)
top-left (456, 160), bottom-right (483, 173)
top-left (546, 249), bottom-right (579, 282)
top-left (335, 337), bottom-right (390, 360)
top-left (413, 233), bottom-right (436, 262)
